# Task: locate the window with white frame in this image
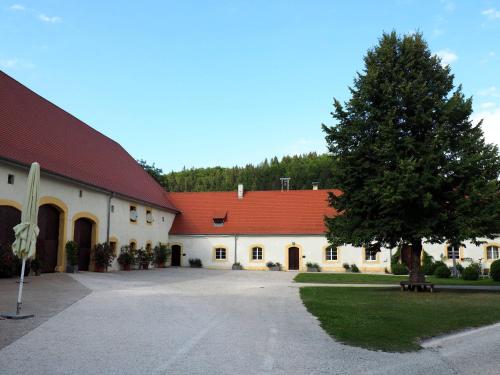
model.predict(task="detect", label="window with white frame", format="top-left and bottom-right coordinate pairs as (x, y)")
top-left (487, 245), bottom-right (499, 260)
top-left (447, 245), bottom-right (460, 259)
top-left (252, 247), bottom-right (263, 261)
top-left (215, 247), bottom-right (226, 260)
top-left (325, 246), bottom-right (338, 261)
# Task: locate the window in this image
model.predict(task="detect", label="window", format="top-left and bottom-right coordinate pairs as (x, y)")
top-left (111, 205), bottom-right (114, 213)
top-left (7, 174), bottom-right (14, 184)
top-left (325, 246), bottom-right (338, 261)
top-left (487, 245), bottom-right (499, 260)
top-left (110, 241), bottom-right (117, 256)
top-left (212, 211), bottom-right (227, 227)
top-left (252, 247), bottom-right (263, 261)
top-left (79, 190), bottom-right (83, 198)
top-left (365, 246), bottom-right (380, 261)
top-left (215, 247), bottom-right (226, 260)
top-left (447, 245), bottom-right (460, 259)
top-left (146, 242), bottom-right (152, 251)
top-left (130, 205), bottom-right (138, 223)
top-left (146, 209), bottom-right (153, 224)
top-left (130, 241), bottom-right (137, 250)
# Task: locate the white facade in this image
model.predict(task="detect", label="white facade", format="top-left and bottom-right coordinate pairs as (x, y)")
top-left (0, 162), bottom-right (176, 271)
top-left (170, 234), bottom-right (500, 273)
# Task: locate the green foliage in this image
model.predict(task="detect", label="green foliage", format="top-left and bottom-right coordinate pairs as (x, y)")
top-left (350, 264), bottom-right (360, 273)
top-left (30, 258), bottom-right (42, 273)
top-left (153, 244), bottom-right (170, 265)
top-left (342, 263), bottom-right (350, 271)
top-left (137, 159), bottom-right (164, 185)
top-left (65, 240), bottom-right (79, 266)
top-left (189, 258), bottom-right (202, 268)
top-left (0, 242), bottom-right (17, 278)
top-left (490, 260), bottom-right (500, 281)
top-left (434, 265), bottom-right (451, 278)
top-left (322, 32), bottom-right (500, 269)
top-left (391, 263), bottom-right (408, 275)
top-left (266, 261), bottom-right (276, 268)
top-left (306, 262), bottom-right (321, 270)
top-left (117, 245), bottom-right (135, 266)
top-left (461, 264), bottom-right (480, 281)
top-left (148, 153), bottom-right (336, 192)
top-left (93, 243), bottom-right (116, 269)
top-left (136, 248), bottom-right (153, 264)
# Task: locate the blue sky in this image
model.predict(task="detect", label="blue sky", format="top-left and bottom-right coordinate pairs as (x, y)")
top-left (1, 1), bottom-right (499, 172)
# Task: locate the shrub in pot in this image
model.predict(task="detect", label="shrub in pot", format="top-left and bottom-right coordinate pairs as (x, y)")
top-left (154, 244), bottom-right (170, 268)
top-left (391, 262), bottom-right (408, 275)
top-left (266, 261), bottom-right (281, 271)
top-left (434, 265), bottom-right (451, 278)
top-left (189, 258), bottom-right (202, 268)
top-left (490, 259), bottom-right (500, 281)
top-left (136, 248), bottom-right (153, 270)
top-left (342, 263), bottom-right (350, 272)
top-left (0, 242), bottom-right (17, 278)
top-left (232, 262), bottom-right (243, 270)
top-left (92, 242), bottom-right (115, 272)
top-left (350, 264), bottom-right (360, 273)
top-left (30, 258), bottom-right (42, 276)
top-left (462, 264), bottom-right (480, 281)
top-left (306, 262), bottom-right (320, 272)
top-left (117, 245), bottom-right (135, 271)
top-left (65, 240), bottom-right (79, 273)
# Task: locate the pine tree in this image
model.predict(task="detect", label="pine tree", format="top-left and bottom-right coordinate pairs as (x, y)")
top-left (323, 32), bottom-right (500, 283)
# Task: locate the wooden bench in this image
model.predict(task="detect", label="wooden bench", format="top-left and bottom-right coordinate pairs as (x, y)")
top-left (400, 281), bottom-right (435, 292)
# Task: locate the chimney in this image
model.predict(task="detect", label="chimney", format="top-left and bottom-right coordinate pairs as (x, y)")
top-left (237, 184), bottom-right (244, 199)
top-left (312, 182), bottom-right (319, 190)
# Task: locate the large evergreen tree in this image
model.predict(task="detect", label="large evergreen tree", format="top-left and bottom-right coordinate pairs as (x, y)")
top-left (323, 32), bottom-right (500, 283)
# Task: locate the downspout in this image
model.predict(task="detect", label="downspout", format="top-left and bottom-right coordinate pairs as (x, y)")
top-left (106, 192), bottom-right (114, 244)
top-left (234, 234), bottom-right (238, 264)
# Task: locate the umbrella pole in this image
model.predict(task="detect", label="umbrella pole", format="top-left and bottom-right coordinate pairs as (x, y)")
top-left (16, 258), bottom-right (27, 315)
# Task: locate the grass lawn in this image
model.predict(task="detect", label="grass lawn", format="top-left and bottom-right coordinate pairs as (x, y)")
top-left (300, 287), bottom-right (500, 352)
top-left (294, 272), bottom-right (500, 286)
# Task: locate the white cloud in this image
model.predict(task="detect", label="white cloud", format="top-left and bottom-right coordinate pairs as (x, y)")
top-left (38, 13), bottom-right (62, 23)
top-left (482, 8), bottom-right (500, 20)
top-left (480, 102), bottom-right (497, 110)
top-left (478, 86), bottom-right (500, 98)
top-left (9, 4), bottom-right (25, 11)
top-left (435, 49), bottom-right (458, 65)
top-left (0, 58), bottom-right (35, 69)
top-left (473, 108), bottom-right (500, 146)
top-left (441, 0), bottom-right (455, 12)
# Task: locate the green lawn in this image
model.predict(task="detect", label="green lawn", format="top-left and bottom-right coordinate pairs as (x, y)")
top-left (300, 287), bottom-right (500, 352)
top-left (294, 272), bottom-right (500, 286)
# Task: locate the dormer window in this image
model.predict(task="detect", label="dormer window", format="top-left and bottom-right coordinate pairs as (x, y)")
top-left (213, 211), bottom-right (227, 227)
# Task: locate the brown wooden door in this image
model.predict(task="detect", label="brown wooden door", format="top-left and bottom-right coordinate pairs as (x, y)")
top-left (74, 218), bottom-right (92, 271)
top-left (171, 245), bottom-right (181, 266)
top-left (288, 247), bottom-right (300, 270)
top-left (0, 205), bottom-right (21, 246)
top-left (37, 205), bottom-right (60, 273)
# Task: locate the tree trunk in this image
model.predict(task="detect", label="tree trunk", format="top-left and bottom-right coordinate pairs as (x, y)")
top-left (409, 240), bottom-right (425, 283)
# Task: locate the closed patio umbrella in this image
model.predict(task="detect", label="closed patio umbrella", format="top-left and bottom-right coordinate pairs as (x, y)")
top-left (1, 162), bottom-right (40, 319)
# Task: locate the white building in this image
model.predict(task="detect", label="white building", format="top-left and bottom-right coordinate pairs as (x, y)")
top-left (0, 71), bottom-right (177, 272)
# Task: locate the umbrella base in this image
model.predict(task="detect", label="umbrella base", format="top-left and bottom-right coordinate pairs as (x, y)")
top-left (1, 312), bottom-right (34, 320)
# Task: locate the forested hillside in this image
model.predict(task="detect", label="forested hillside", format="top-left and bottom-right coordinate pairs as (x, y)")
top-left (139, 153), bottom-right (336, 192)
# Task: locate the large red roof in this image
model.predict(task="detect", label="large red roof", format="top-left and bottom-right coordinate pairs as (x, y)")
top-left (167, 189), bottom-right (338, 235)
top-left (0, 71), bottom-right (177, 212)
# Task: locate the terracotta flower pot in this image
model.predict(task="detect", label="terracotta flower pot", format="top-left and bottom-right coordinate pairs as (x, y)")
top-left (157, 262), bottom-right (165, 268)
top-left (95, 265), bottom-right (106, 273)
top-left (123, 264), bottom-right (131, 271)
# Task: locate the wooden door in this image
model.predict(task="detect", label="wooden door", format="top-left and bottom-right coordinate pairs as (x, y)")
top-left (0, 205), bottom-right (21, 246)
top-left (74, 218), bottom-right (92, 271)
top-left (288, 247), bottom-right (300, 270)
top-left (171, 245), bottom-right (181, 266)
top-left (37, 205), bottom-right (60, 273)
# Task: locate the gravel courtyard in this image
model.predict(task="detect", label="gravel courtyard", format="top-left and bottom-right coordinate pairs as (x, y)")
top-left (0, 268), bottom-right (499, 375)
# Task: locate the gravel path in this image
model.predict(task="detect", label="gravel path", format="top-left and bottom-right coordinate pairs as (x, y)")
top-left (0, 268), bottom-right (498, 374)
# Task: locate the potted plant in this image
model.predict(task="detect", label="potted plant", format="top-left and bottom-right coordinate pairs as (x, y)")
top-left (136, 247), bottom-right (153, 270)
top-left (117, 245), bottom-right (135, 271)
top-left (232, 262), bottom-right (243, 270)
top-left (266, 261), bottom-right (281, 271)
top-left (30, 258), bottom-right (42, 276)
top-left (0, 242), bottom-right (17, 278)
top-left (92, 242), bottom-right (115, 272)
top-left (154, 244), bottom-right (170, 268)
top-left (188, 258), bottom-right (202, 268)
top-left (342, 263), bottom-right (351, 272)
top-left (65, 240), bottom-right (79, 273)
top-left (306, 262), bottom-right (320, 272)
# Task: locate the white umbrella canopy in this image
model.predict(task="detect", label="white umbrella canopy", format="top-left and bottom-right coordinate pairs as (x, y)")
top-left (1, 162), bottom-right (40, 319)
top-left (12, 162), bottom-right (40, 259)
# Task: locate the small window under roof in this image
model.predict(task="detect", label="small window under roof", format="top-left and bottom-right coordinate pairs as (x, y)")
top-left (213, 211), bottom-right (227, 227)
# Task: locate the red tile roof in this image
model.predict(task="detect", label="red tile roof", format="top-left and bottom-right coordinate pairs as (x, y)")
top-left (167, 189), bottom-right (339, 235)
top-left (0, 71), bottom-right (177, 212)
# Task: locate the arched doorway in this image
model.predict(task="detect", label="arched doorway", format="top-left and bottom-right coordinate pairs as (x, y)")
top-left (288, 246), bottom-right (300, 271)
top-left (0, 205), bottom-right (21, 247)
top-left (171, 244), bottom-right (181, 266)
top-left (37, 204), bottom-right (61, 273)
top-left (74, 218), bottom-right (93, 271)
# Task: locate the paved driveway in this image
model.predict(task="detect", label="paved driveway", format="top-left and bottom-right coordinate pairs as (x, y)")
top-left (0, 268), bottom-right (499, 374)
